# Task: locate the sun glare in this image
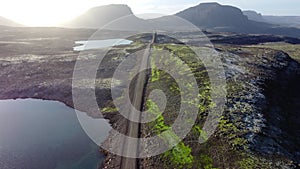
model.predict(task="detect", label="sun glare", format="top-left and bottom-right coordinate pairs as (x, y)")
top-left (0, 0), bottom-right (109, 26)
top-left (0, 0), bottom-right (171, 26)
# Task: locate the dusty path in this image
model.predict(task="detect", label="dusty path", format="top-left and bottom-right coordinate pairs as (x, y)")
top-left (120, 32), bottom-right (156, 169)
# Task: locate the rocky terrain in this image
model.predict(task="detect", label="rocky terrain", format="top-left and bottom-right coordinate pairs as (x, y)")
top-left (94, 33), bottom-right (300, 168)
top-left (0, 27), bottom-right (299, 168)
top-left (136, 40), bottom-right (300, 169)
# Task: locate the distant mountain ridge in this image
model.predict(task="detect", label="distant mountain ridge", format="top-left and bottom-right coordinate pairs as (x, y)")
top-left (243, 10), bottom-right (300, 28)
top-left (63, 3), bottom-right (300, 38)
top-left (0, 16), bottom-right (22, 27)
top-left (243, 10), bottom-right (265, 22)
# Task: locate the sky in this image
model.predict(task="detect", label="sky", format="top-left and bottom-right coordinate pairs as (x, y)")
top-left (0, 0), bottom-right (299, 26)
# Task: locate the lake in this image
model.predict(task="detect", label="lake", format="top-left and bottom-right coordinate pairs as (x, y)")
top-left (73, 39), bottom-right (133, 51)
top-left (0, 99), bottom-right (111, 169)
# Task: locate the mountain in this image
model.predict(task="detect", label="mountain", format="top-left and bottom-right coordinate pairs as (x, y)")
top-left (174, 3), bottom-right (272, 33)
top-left (0, 16), bottom-right (22, 27)
top-left (243, 10), bottom-right (300, 28)
top-left (264, 16), bottom-right (300, 28)
top-left (173, 3), bottom-right (300, 37)
top-left (176, 3), bottom-right (249, 28)
top-left (63, 4), bottom-right (149, 30)
top-left (243, 10), bottom-right (265, 22)
top-left (63, 3), bottom-right (300, 38)
top-left (64, 3), bottom-right (263, 32)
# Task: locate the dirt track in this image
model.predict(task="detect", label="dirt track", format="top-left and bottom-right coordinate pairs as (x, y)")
top-left (119, 33), bottom-right (155, 169)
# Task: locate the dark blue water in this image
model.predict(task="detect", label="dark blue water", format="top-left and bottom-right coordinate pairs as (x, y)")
top-left (0, 99), bottom-right (111, 169)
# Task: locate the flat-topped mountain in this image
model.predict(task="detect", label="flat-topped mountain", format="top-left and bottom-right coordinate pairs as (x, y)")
top-left (176, 3), bottom-right (251, 29)
top-left (63, 4), bottom-right (148, 30)
top-left (174, 3), bottom-right (300, 37)
top-left (173, 3), bottom-right (279, 34)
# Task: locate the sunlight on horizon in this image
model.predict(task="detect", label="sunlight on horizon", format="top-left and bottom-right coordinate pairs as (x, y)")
top-left (0, 0), bottom-right (106, 26)
top-left (0, 0), bottom-right (300, 26)
top-left (0, 0), bottom-right (171, 26)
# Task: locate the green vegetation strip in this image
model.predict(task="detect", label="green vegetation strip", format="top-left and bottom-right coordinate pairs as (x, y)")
top-left (146, 44), bottom-right (216, 168)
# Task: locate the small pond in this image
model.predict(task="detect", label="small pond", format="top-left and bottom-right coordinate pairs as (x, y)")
top-left (73, 39), bottom-right (133, 51)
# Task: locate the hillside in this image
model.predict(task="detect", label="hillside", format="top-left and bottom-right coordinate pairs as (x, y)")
top-left (174, 2), bottom-right (275, 34)
top-left (243, 10), bottom-right (265, 22)
top-left (63, 4), bottom-right (149, 30)
top-left (61, 3), bottom-right (300, 38)
top-left (176, 3), bottom-right (250, 29)
top-left (173, 3), bottom-right (300, 37)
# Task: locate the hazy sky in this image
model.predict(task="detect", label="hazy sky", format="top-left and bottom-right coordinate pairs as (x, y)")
top-left (0, 0), bottom-right (299, 26)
